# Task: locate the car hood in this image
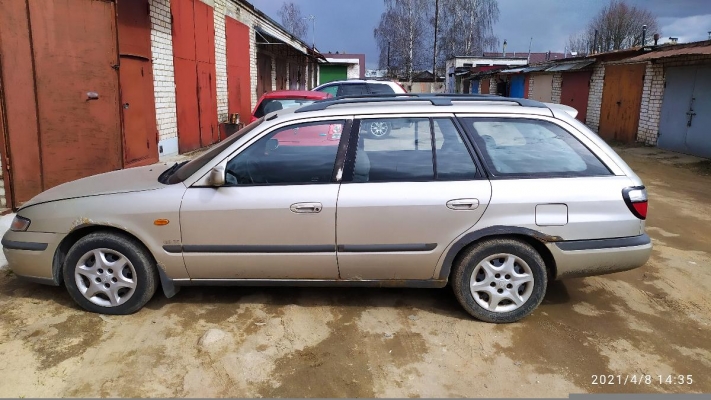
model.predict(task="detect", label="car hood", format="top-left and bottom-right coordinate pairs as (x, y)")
top-left (21, 163), bottom-right (174, 209)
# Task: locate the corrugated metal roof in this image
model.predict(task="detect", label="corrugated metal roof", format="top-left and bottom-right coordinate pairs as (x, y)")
top-left (522, 65), bottom-right (550, 73)
top-left (498, 67), bottom-right (526, 74)
top-left (625, 42), bottom-right (711, 62)
top-left (545, 60), bottom-right (595, 71)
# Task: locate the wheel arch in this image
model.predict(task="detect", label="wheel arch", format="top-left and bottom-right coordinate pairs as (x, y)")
top-left (437, 226), bottom-right (559, 282)
top-left (53, 225), bottom-right (156, 286)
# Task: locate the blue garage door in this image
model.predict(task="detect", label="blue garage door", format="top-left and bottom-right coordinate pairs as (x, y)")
top-left (509, 75), bottom-right (525, 98)
top-left (471, 79), bottom-right (480, 94)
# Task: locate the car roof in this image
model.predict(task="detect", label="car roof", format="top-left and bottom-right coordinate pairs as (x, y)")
top-left (260, 90), bottom-right (331, 100)
top-left (264, 94), bottom-right (556, 123)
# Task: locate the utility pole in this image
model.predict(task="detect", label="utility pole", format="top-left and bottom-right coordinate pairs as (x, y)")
top-left (527, 37), bottom-right (533, 63)
top-left (432, 0), bottom-right (439, 92)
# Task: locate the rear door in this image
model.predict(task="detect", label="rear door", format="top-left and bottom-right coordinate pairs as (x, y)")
top-left (335, 115), bottom-right (492, 280)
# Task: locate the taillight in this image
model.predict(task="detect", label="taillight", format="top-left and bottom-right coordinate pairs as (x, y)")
top-left (623, 186), bottom-right (648, 220)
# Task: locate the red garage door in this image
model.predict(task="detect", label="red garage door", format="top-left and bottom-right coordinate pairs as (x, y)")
top-left (172, 0), bottom-right (218, 153)
top-left (561, 70), bottom-right (592, 122)
top-left (226, 16), bottom-right (252, 124)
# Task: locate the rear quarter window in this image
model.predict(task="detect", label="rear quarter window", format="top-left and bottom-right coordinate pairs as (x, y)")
top-left (367, 83), bottom-right (395, 94)
top-left (462, 118), bottom-right (611, 178)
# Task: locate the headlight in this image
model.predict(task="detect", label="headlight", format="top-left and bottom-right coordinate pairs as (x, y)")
top-left (10, 216), bottom-right (31, 232)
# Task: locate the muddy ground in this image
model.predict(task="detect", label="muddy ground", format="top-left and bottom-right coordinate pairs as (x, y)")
top-left (0, 147), bottom-right (709, 398)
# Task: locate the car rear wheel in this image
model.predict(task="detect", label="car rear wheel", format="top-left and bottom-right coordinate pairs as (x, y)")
top-left (452, 238), bottom-right (547, 323)
top-left (367, 121), bottom-right (391, 139)
top-left (63, 232), bottom-right (159, 315)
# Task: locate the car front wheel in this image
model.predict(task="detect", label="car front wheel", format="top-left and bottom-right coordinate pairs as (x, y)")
top-left (452, 238), bottom-right (547, 323)
top-left (63, 232), bottom-right (159, 315)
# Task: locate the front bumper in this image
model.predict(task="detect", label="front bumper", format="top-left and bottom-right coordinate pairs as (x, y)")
top-left (2, 230), bottom-right (63, 285)
top-left (548, 234), bottom-right (653, 279)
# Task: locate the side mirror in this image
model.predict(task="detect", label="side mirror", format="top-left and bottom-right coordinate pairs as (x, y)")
top-left (208, 166), bottom-right (226, 187)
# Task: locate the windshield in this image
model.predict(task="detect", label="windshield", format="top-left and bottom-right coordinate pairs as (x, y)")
top-left (254, 98), bottom-right (319, 118)
top-left (165, 117), bottom-right (264, 184)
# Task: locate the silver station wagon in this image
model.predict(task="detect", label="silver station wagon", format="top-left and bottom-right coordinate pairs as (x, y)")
top-left (2, 94), bottom-right (652, 323)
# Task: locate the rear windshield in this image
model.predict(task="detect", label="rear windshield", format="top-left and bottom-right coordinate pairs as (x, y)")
top-left (254, 98), bottom-right (319, 118)
top-left (165, 118), bottom-right (264, 184)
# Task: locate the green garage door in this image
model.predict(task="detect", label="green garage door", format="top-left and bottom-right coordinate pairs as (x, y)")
top-left (319, 65), bottom-right (347, 85)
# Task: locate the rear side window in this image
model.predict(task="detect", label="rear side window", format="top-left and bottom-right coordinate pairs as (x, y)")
top-left (367, 83), bottom-right (395, 94)
top-left (338, 84), bottom-right (368, 96)
top-left (462, 118), bottom-right (611, 177)
top-left (317, 85), bottom-right (339, 97)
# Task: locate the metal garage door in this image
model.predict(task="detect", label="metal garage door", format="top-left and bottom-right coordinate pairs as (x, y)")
top-left (319, 65), bottom-right (347, 85)
top-left (561, 70), bottom-right (592, 122)
top-left (530, 74), bottom-right (553, 102)
top-left (658, 66), bottom-right (711, 158)
top-left (598, 64), bottom-right (645, 143)
top-left (172, 0), bottom-right (218, 153)
top-left (509, 75), bottom-right (525, 98)
top-left (226, 16), bottom-right (251, 124)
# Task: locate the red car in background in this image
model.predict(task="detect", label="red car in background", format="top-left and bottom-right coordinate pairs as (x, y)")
top-left (251, 90), bottom-right (340, 147)
top-left (250, 90), bottom-right (331, 123)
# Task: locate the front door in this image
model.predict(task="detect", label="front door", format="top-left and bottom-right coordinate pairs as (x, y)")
top-left (336, 117), bottom-right (492, 280)
top-left (180, 119), bottom-right (350, 279)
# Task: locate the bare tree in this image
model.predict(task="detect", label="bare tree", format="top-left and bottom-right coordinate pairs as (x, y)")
top-left (374, 0), bottom-right (432, 81)
top-left (568, 0), bottom-right (660, 55)
top-left (437, 0), bottom-right (500, 61)
top-left (278, 2), bottom-right (308, 42)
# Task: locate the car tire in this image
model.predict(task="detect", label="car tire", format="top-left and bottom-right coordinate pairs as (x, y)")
top-left (63, 232), bottom-right (159, 315)
top-left (451, 238), bottom-right (547, 323)
top-left (367, 121), bottom-right (391, 139)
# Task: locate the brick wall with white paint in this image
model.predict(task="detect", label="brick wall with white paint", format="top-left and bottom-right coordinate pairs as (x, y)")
top-left (149, 0), bottom-right (179, 158)
top-left (347, 64), bottom-right (359, 79)
top-left (527, 74), bottom-right (535, 98)
top-left (0, 156), bottom-right (5, 209)
top-left (214, 0), bottom-right (228, 123)
top-left (637, 62), bottom-right (663, 145)
top-left (585, 64), bottom-right (605, 132)
top-left (551, 72), bottom-right (562, 103)
top-left (489, 78), bottom-right (496, 94)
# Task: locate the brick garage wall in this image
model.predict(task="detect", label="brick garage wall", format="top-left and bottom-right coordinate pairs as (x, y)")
top-left (214, 0), bottom-right (228, 124)
top-left (488, 78), bottom-right (496, 94)
top-left (551, 72), bottom-right (562, 103)
top-left (0, 156), bottom-right (5, 209)
top-left (585, 64), bottom-right (605, 133)
top-left (637, 62), bottom-right (663, 145)
top-left (347, 64), bottom-right (359, 79)
top-left (149, 0), bottom-right (179, 158)
top-left (527, 74), bottom-right (535, 98)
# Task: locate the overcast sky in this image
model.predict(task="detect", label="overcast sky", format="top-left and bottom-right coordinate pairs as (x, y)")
top-left (250, 0), bottom-right (711, 69)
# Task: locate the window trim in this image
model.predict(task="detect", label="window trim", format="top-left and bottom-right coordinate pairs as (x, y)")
top-left (191, 117), bottom-right (354, 188)
top-left (341, 115), bottom-right (485, 184)
top-left (457, 116), bottom-right (614, 180)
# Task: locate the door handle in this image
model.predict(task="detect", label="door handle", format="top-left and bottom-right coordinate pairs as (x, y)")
top-left (446, 199), bottom-right (480, 210)
top-left (290, 202), bottom-right (323, 213)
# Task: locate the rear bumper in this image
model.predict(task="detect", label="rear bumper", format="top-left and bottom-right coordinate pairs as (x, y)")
top-left (548, 234), bottom-right (652, 279)
top-left (2, 231), bottom-right (62, 285)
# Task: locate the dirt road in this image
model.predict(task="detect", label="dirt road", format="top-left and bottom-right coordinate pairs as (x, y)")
top-left (1, 147), bottom-right (709, 397)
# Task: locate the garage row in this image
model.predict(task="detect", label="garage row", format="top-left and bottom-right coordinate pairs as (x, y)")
top-left (463, 41), bottom-right (711, 160)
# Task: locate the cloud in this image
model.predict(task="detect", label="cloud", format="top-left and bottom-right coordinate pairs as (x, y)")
top-left (659, 14), bottom-right (711, 43)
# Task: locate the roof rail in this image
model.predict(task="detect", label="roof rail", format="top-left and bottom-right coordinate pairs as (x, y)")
top-left (294, 93), bottom-right (548, 113)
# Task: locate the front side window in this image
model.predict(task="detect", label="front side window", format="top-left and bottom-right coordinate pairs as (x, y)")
top-left (318, 85), bottom-right (339, 97)
top-left (462, 118), bottom-right (611, 177)
top-left (225, 120), bottom-right (345, 185)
